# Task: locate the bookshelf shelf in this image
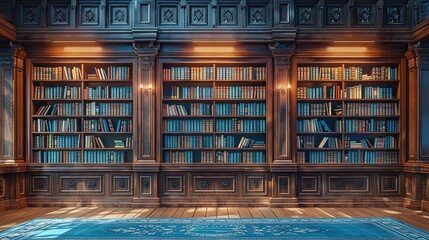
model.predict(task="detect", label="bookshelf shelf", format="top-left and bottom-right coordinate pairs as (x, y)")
top-left (29, 60), bottom-right (135, 164)
top-left (295, 62), bottom-right (402, 165)
top-left (160, 61), bottom-right (268, 165)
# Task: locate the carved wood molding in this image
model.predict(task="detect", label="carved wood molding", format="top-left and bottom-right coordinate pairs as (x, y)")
top-left (269, 42), bottom-right (294, 67)
top-left (0, 16), bottom-right (17, 42)
top-left (139, 56), bottom-right (155, 69)
top-left (134, 42), bottom-right (159, 69)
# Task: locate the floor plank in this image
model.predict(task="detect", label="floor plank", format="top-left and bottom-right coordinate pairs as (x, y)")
top-left (180, 208), bottom-right (196, 218)
top-left (135, 208), bottom-right (156, 218)
top-left (259, 207), bottom-right (277, 218)
top-left (160, 208), bottom-right (178, 218)
top-left (193, 208), bottom-right (207, 218)
top-left (206, 207), bottom-right (217, 218)
top-left (227, 207), bottom-right (240, 218)
top-left (0, 207), bottom-right (428, 232)
top-left (248, 208), bottom-right (264, 218)
top-left (147, 208), bottom-right (167, 218)
top-left (217, 207), bottom-right (228, 218)
top-left (237, 207), bottom-right (252, 218)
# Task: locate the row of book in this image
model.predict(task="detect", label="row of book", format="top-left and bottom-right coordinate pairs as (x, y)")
top-left (297, 118), bottom-right (334, 132)
top-left (298, 66), bottom-right (343, 80)
top-left (83, 119), bottom-right (133, 132)
top-left (297, 136), bottom-right (341, 149)
top-left (215, 135), bottom-right (266, 148)
top-left (163, 135), bottom-right (213, 148)
top-left (215, 103), bottom-right (266, 116)
top-left (34, 86), bottom-right (81, 99)
top-left (215, 151), bottom-right (266, 164)
top-left (297, 118), bottom-right (399, 133)
top-left (85, 102), bottom-right (132, 116)
top-left (162, 103), bottom-right (266, 116)
top-left (297, 86), bottom-right (343, 99)
top-left (164, 119), bottom-right (214, 132)
top-left (216, 66), bottom-right (266, 80)
top-left (167, 86), bottom-right (214, 99)
top-left (163, 103), bottom-right (212, 116)
top-left (83, 151), bottom-right (127, 163)
top-left (297, 102), bottom-right (342, 116)
top-left (163, 66), bottom-right (213, 80)
top-left (33, 135), bottom-right (80, 148)
top-left (345, 103), bottom-right (398, 116)
top-left (215, 119), bottom-right (266, 132)
top-left (344, 85), bottom-right (394, 99)
top-left (163, 151), bottom-right (194, 163)
top-left (163, 150), bottom-right (266, 164)
top-left (34, 103), bottom-right (134, 116)
top-left (35, 103), bottom-right (82, 116)
top-left (344, 136), bottom-right (397, 149)
top-left (344, 119), bottom-right (398, 132)
top-left (85, 86), bottom-right (133, 99)
top-left (297, 66), bottom-right (398, 81)
top-left (33, 118), bottom-right (80, 132)
top-left (114, 138), bottom-right (133, 148)
top-left (297, 150), bottom-right (399, 164)
top-left (33, 150), bottom-right (81, 163)
top-left (214, 86), bottom-right (266, 99)
top-left (367, 66), bottom-right (398, 80)
top-left (345, 150), bottom-right (398, 163)
top-left (296, 151), bottom-right (342, 163)
top-left (32, 150), bottom-right (129, 164)
top-left (92, 66), bottom-right (130, 80)
top-left (84, 135), bottom-right (133, 148)
top-left (33, 66), bottom-right (83, 80)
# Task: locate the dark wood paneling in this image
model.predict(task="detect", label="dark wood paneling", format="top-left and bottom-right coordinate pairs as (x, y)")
top-left (384, 1), bottom-right (408, 27)
top-left (58, 175), bottom-right (104, 194)
top-left (134, 0), bottom-right (155, 27)
top-left (354, 1), bottom-right (377, 27)
top-left (379, 175), bottom-right (401, 195)
top-left (420, 66), bottom-right (429, 158)
top-left (48, 1), bottom-right (72, 27)
top-left (139, 175), bottom-right (153, 195)
top-left (78, 1), bottom-right (103, 28)
top-left (193, 176), bottom-right (236, 194)
top-left (111, 174), bottom-right (133, 195)
top-left (107, 1), bottom-right (131, 28)
top-left (274, 0), bottom-right (293, 26)
top-left (18, 1), bottom-right (43, 28)
top-left (163, 175), bottom-right (185, 195)
top-left (30, 175), bottom-right (51, 195)
top-left (245, 175), bottom-right (267, 195)
top-left (299, 175), bottom-right (320, 195)
top-left (295, 1), bottom-right (318, 27)
top-left (327, 176), bottom-right (370, 195)
top-left (0, 177), bottom-right (4, 198)
top-left (325, 1), bottom-right (348, 27)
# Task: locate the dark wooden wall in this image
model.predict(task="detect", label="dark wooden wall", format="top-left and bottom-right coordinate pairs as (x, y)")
top-left (0, 0), bottom-right (429, 210)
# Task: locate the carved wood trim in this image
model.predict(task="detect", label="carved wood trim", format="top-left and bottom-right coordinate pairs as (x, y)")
top-left (0, 17), bottom-right (17, 41)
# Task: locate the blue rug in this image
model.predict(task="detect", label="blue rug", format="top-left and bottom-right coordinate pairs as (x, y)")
top-left (0, 218), bottom-right (428, 239)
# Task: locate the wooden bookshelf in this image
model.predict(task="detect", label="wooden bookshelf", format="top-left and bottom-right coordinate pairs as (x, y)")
top-left (28, 61), bottom-right (134, 164)
top-left (295, 62), bottom-right (402, 165)
top-left (160, 61), bottom-right (269, 165)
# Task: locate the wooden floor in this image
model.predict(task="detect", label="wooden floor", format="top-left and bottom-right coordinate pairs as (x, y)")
top-left (1, 207), bottom-right (428, 233)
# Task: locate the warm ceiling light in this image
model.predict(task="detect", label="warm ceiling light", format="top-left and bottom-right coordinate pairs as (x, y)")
top-left (53, 40), bottom-right (97, 43)
top-left (326, 47), bottom-right (368, 52)
top-left (63, 47), bottom-right (103, 52)
top-left (192, 40), bottom-right (237, 43)
top-left (333, 41), bottom-right (375, 43)
top-left (193, 47), bottom-right (235, 52)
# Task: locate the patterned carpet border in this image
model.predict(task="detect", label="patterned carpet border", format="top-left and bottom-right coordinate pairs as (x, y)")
top-left (1, 217), bottom-right (429, 239)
